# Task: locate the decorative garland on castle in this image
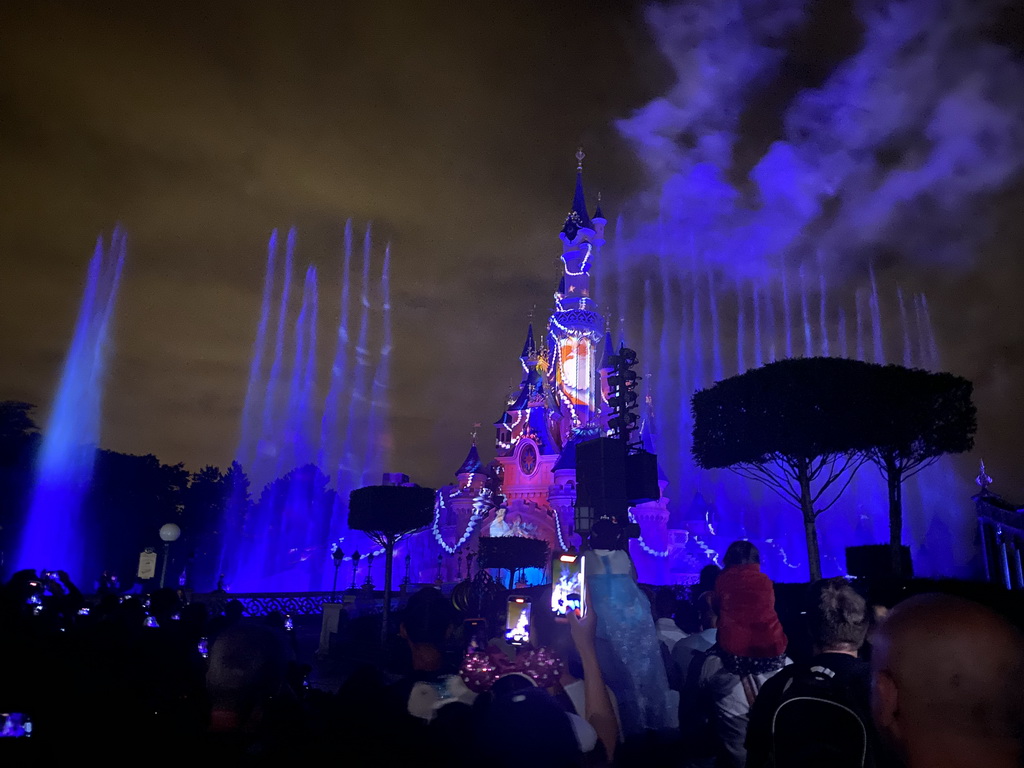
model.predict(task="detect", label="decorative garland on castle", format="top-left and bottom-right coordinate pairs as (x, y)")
top-left (551, 505), bottom-right (571, 552)
top-left (691, 533), bottom-right (720, 565)
top-left (431, 484), bottom-right (501, 554)
top-left (628, 509), bottom-right (670, 557)
top-left (561, 242), bottom-right (592, 276)
top-left (764, 538), bottom-right (801, 570)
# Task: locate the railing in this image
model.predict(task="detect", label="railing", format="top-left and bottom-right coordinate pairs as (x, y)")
top-left (186, 584), bottom-right (453, 617)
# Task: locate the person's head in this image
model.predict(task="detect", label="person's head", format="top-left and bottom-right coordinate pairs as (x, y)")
top-left (653, 587), bottom-right (677, 621)
top-left (478, 686), bottom-right (581, 768)
top-left (401, 587), bottom-right (457, 648)
top-left (698, 563), bottom-right (721, 592)
top-left (696, 590), bottom-right (718, 631)
top-left (723, 540), bottom-right (759, 568)
top-left (206, 622), bottom-right (294, 722)
top-left (224, 599), bottom-right (245, 621)
top-left (148, 587), bottom-right (182, 622)
top-left (805, 577), bottom-right (869, 655)
top-left (871, 593), bottom-right (1024, 765)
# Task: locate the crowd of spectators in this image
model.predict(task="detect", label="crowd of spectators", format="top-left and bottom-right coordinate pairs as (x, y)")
top-left (1, 540), bottom-right (1022, 767)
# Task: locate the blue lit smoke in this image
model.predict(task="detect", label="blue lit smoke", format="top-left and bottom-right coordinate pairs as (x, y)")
top-left (612, 0), bottom-right (1024, 581)
top-left (224, 224), bottom-right (391, 591)
top-left (16, 230), bottom-right (126, 583)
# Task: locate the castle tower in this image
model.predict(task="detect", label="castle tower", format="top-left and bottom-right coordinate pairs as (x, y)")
top-left (422, 149), bottom-right (688, 586)
top-left (546, 148), bottom-right (607, 441)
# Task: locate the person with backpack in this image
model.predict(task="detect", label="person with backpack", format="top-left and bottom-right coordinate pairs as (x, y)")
top-left (681, 541), bottom-right (790, 768)
top-left (744, 576), bottom-right (880, 768)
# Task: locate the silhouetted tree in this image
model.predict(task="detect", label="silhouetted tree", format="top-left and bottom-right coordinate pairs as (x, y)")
top-left (254, 464), bottom-right (336, 588)
top-left (0, 401), bottom-right (40, 575)
top-left (864, 365), bottom-right (976, 576)
top-left (0, 401), bottom-right (39, 457)
top-left (692, 358), bottom-right (878, 581)
top-left (218, 460), bottom-right (251, 584)
top-left (87, 451), bottom-right (188, 585)
top-left (182, 465), bottom-right (226, 591)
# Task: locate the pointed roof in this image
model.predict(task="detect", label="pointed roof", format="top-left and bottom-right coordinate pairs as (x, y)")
top-left (509, 367), bottom-right (545, 411)
top-left (526, 405), bottom-right (560, 455)
top-left (455, 442), bottom-right (484, 476)
top-left (593, 191), bottom-right (605, 221)
top-left (520, 324), bottom-right (537, 360)
top-left (560, 149), bottom-right (593, 240)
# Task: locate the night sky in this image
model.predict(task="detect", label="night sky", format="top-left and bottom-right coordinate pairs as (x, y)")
top-left (2, 1), bottom-right (1023, 501)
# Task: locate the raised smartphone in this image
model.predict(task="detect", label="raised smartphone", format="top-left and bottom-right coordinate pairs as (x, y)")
top-left (551, 552), bottom-right (584, 618)
top-left (505, 595), bottom-right (532, 646)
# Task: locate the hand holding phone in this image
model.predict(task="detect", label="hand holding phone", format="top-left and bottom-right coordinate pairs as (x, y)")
top-left (567, 586), bottom-right (596, 654)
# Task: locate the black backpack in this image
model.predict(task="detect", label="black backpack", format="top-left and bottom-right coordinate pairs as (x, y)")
top-left (770, 663), bottom-right (870, 768)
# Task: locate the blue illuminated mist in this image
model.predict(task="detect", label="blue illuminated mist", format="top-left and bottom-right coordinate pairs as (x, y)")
top-left (223, 224), bottom-right (393, 591)
top-left (15, 230), bottom-right (126, 582)
top-left (609, 0), bottom-right (1024, 580)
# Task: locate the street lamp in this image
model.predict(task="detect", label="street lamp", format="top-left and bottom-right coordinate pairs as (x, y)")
top-left (350, 550), bottom-right (361, 591)
top-left (158, 523), bottom-right (181, 589)
top-left (330, 540), bottom-right (345, 602)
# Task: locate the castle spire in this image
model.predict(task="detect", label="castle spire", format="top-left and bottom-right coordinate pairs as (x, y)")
top-left (561, 147), bottom-right (593, 241)
top-left (520, 323), bottom-right (537, 361)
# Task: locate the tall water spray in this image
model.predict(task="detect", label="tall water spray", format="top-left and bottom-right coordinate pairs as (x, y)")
top-left (364, 244), bottom-right (393, 479)
top-left (610, 247), bottom-right (964, 581)
top-left (602, 0), bottom-right (1024, 581)
top-left (16, 230), bottom-right (126, 583)
top-left (223, 223), bottom-right (392, 591)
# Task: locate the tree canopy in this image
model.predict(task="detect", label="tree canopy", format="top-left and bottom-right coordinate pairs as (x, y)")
top-left (863, 364), bottom-right (976, 575)
top-left (865, 365), bottom-right (976, 471)
top-left (693, 357), bottom-right (884, 580)
top-left (692, 357), bottom-right (880, 469)
top-left (692, 357), bottom-right (978, 581)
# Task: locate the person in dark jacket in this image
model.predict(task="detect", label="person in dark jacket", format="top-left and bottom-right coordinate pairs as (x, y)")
top-left (745, 577), bottom-right (885, 768)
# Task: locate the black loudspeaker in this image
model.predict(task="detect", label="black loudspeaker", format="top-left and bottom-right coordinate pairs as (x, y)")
top-left (625, 450), bottom-right (660, 504)
top-left (846, 544), bottom-right (913, 579)
top-left (575, 438), bottom-right (627, 511)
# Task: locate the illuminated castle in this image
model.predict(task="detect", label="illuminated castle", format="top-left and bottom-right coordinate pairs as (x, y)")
top-left (409, 150), bottom-right (705, 585)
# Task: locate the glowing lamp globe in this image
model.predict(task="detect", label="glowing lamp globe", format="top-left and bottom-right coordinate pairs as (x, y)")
top-left (159, 523), bottom-right (181, 543)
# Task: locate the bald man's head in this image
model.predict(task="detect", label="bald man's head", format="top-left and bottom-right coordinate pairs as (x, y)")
top-left (871, 593), bottom-right (1024, 763)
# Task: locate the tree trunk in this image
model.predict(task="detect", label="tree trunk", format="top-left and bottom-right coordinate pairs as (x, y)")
top-left (799, 463), bottom-right (822, 582)
top-left (887, 458), bottom-right (904, 578)
top-left (380, 535), bottom-right (395, 652)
